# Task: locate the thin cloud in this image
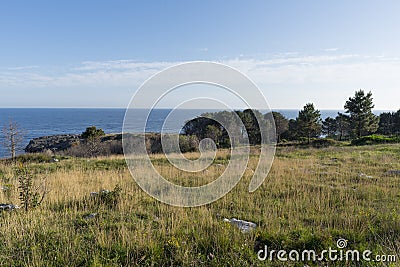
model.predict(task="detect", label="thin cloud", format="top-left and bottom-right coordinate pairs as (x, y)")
top-left (324, 48), bottom-right (339, 52)
top-left (1, 53), bottom-right (399, 109)
top-left (74, 60), bottom-right (173, 71)
top-left (1, 54), bottom-right (397, 88)
top-left (6, 65), bottom-right (40, 71)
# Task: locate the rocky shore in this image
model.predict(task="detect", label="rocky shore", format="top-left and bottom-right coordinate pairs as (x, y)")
top-left (25, 134), bottom-right (123, 154)
top-left (24, 132), bottom-right (199, 156)
top-left (25, 134), bottom-right (82, 153)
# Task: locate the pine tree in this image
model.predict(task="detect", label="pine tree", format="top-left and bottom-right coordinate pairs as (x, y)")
top-left (322, 117), bottom-right (338, 137)
top-left (271, 112), bottom-right (289, 143)
top-left (296, 103), bottom-right (322, 143)
top-left (344, 90), bottom-right (379, 138)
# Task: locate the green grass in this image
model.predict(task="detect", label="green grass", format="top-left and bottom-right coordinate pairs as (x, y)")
top-left (0, 145), bottom-right (399, 266)
top-left (351, 134), bottom-right (400, 146)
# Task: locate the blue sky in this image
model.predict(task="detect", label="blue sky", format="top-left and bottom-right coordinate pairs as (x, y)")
top-left (1, 0), bottom-right (400, 109)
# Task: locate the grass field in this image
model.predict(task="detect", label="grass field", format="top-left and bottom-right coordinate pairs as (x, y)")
top-left (0, 144), bottom-right (399, 266)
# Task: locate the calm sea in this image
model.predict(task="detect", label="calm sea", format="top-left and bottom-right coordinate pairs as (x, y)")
top-left (0, 108), bottom-right (383, 158)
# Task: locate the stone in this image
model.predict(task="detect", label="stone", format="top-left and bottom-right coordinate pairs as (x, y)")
top-left (223, 217), bottom-right (257, 233)
top-left (25, 134), bottom-right (82, 153)
top-left (0, 204), bottom-right (20, 211)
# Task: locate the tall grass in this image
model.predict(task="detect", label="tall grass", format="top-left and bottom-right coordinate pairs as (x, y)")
top-left (0, 145), bottom-right (399, 266)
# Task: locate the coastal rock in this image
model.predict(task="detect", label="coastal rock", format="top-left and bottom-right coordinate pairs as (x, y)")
top-left (24, 132), bottom-right (198, 156)
top-left (25, 134), bottom-right (82, 153)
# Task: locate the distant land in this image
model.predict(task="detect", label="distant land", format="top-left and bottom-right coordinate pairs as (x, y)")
top-left (0, 108), bottom-right (395, 158)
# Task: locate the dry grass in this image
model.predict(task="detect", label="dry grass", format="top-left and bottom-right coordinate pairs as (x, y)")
top-left (0, 144), bottom-right (399, 266)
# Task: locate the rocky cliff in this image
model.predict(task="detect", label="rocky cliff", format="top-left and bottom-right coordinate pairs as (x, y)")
top-left (25, 133), bottom-right (198, 156)
top-left (25, 134), bottom-right (82, 153)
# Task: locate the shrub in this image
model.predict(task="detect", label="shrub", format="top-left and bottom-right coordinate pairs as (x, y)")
top-left (179, 135), bottom-right (199, 153)
top-left (16, 153), bottom-right (53, 163)
top-left (311, 138), bottom-right (337, 148)
top-left (81, 126), bottom-right (105, 139)
top-left (90, 185), bottom-right (122, 208)
top-left (351, 134), bottom-right (400, 146)
top-left (17, 168), bottom-right (49, 211)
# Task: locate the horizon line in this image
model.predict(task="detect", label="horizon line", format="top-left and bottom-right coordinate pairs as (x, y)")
top-left (0, 107), bottom-right (397, 112)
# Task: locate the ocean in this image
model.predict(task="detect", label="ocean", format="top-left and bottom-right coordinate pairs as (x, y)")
top-left (0, 108), bottom-right (378, 158)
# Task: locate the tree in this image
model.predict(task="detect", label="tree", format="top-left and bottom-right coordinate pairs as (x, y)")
top-left (377, 112), bottom-right (396, 135)
top-left (335, 113), bottom-right (351, 141)
top-left (82, 126), bottom-right (105, 139)
top-left (182, 115), bottom-right (230, 148)
top-left (377, 110), bottom-right (400, 136)
top-left (296, 103), bottom-right (322, 143)
top-left (281, 119), bottom-right (299, 141)
top-left (271, 112), bottom-right (289, 143)
top-left (235, 109), bottom-right (263, 145)
top-left (2, 120), bottom-right (24, 159)
top-left (322, 117), bottom-right (338, 137)
top-left (395, 110), bottom-right (400, 135)
top-left (81, 126), bottom-right (106, 157)
top-left (344, 90), bottom-right (379, 138)
top-left (204, 125), bottom-right (222, 147)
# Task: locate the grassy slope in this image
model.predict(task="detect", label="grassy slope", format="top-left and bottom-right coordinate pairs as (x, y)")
top-left (0, 145), bottom-right (399, 266)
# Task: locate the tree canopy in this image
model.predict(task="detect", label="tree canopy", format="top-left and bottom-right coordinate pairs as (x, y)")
top-left (344, 90), bottom-right (379, 138)
top-left (82, 126), bottom-right (105, 140)
top-left (295, 103), bottom-right (322, 143)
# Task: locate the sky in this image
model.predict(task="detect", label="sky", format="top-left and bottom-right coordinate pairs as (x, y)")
top-left (0, 0), bottom-right (399, 110)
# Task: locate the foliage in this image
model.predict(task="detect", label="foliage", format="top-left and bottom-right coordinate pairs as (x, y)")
top-left (181, 111), bottom-right (233, 148)
top-left (295, 103), bottom-right (322, 143)
top-left (17, 168), bottom-right (49, 211)
top-left (310, 138), bottom-right (337, 148)
top-left (322, 117), bottom-right (337, 137)
top-left (81, 126), bottom-right (105, 140)
top-left (335, 112), bottom-right (351, 141)
top-left (182, 109), bottom-right (275, 147)
top-left (235, 109), bottom-right (263, 145)
top-left (79, 126), bottom-right (106, 157)
top-left (344, 90), bottom-right (379, 138)
top-left (377, 109), bottom-right (400, 135)
top-left (271, 112), bottom-right (289, 143)
top-left (351, 134), bottom-right (400, 146)
top-left (16, 153), bottom-right (53, 163)
top-left (178, 135), bottom-right (199, 153)
top-left (281, 118), bottom-right (299, 141)
top-left (90, 185), bottom-right (122, 208)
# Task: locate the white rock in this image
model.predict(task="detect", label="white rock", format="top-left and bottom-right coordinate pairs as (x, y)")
top-left (0, 204), bottom-right (20, 211)
top-left (223, 218), bottom-right (257, 233)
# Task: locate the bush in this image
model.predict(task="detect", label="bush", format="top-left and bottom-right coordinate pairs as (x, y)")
top-left (179, 135), bottom-right (199, 153)
top-left (90, 185), bottom-right (122, 208)
top-left (311, 138), bottom-right (337, 148)
top-left (145, 134), bottom-right (199, 154)
top-left (15, 153), bottom-right (53, 163)
top-left (62, 133), bottom-right (199, 157)
top-left (82, 126), bottom-right (105, 139)
top-left (351, 134), bottom-right (400, 146)
top-left (16, 167), bottom-right (49, 211)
